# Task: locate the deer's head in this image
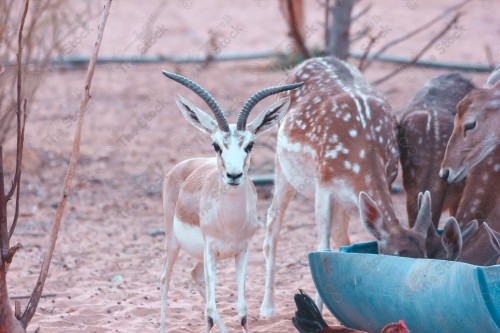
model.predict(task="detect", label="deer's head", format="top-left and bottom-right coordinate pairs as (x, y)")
top-left (359, 191), bottom-right (434, 258)
top-left (163, 71), bottom-right (302, 186)
top-left (440, 83), bottom-right (500, 183)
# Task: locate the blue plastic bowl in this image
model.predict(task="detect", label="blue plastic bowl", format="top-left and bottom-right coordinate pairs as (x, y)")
top-left (308, 241), bottom-right (500, 333)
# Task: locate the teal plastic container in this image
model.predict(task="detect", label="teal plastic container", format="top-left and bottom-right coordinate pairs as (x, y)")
top-left (308, 241), bottom-right (500, 333)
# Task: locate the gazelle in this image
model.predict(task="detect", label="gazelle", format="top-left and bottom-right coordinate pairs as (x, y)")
top-left (261, 57), bottom-right (433, 316)
top-left (398, 73), bottom-right (475, 258)
top-left (160, 71), bottom-right (301, 333)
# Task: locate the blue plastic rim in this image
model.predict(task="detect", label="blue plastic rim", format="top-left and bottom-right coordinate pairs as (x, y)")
top-left (309, 242), bottom-right (500, 333)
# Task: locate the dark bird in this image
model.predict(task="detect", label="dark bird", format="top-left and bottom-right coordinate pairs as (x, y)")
top-left (292, 290), bottom-right (410, 333)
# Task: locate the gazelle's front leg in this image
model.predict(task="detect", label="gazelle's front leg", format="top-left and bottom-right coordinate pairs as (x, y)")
top-left (204, 244), bottom-right (226, 333)
top-left (261, 160), bottom-right (295, 317)
top-left (235, 249), bottom-right (249, 332)
top-left (160, 236), bottom-right (180, 333)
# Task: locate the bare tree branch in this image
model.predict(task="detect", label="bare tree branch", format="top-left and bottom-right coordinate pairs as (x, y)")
top-left (358, 31), bottom-right (383, 71)
top-left (351, 2), bottom-right (371, 22)
top-left (363, 0), bottom-right (472, 71)
top-left (6, 0), bottom-right (30, 202)
top-left (20, 0), bottom-right (113, 327)
top-left (372, 13), bottom-right (461, 86)
top-left (285, 0), bottom-right (311, 59)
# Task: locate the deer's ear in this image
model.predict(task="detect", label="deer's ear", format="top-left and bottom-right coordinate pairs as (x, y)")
top-left (484, 223), bottom-right (500, 254)
top-left (461, 220), bottom-right (478, 242)
top-left (248, 97), bottom-right (290, 136)
top-left (175, 95), bottom-right (217, 134)
top-left (441, 217), bottom-right (462, 261)
top-left (413, 191), bottom-right (432, 236)
top-left (359, 192), bottom-right (388, 240)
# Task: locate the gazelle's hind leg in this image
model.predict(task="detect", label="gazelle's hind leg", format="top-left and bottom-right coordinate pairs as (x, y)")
top-left (261, 158), bottom-right (295, 317)
top-left (191, 261), bottom-right (205, 301)
top-left (331, 205), bottom-right (350, 249)
top-left (314, 184), bottom-right (334, 312)
top-left (235, 250), bottom-right (249, 333)
top-left (160, 236), bottom-right (180, 333)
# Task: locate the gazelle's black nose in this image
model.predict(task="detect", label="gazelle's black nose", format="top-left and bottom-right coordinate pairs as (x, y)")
top-left (227, 172), bottom-right (243, 180)
top-left (440, 169), bottom-right (449, 181)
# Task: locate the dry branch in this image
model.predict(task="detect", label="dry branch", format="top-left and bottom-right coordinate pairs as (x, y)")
top-left (325, 0), bottom-right (355, 60)
top-left (357, 31), bottom-right (383, 71)
top-left (362, 0), bottom-right (472, 71)
top-left (372, 13), bottom-right (461, 86)
top-left (284, 0), bottom-right (311, 59)
top-left (19, 0), bottom-right (113, 327)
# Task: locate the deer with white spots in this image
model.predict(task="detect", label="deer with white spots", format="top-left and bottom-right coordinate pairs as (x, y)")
top-left (260, 57), bottom-right (434, 316)
top-left (159, 71), bottom-right (302, 333)
top-left (438, 66), bottom-right (500, 263)
top-left (398, 73), bottom-right (476, 259)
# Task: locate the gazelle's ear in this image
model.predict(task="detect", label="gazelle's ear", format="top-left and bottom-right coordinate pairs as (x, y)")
top-left (441, 217), bottom-right (462, 261)
top-left (175, 95), bottom-right (217, 134)
top-left (359, 192), bottom-right (388, 240)
top-left (248, 97), bottom-right (290, 136)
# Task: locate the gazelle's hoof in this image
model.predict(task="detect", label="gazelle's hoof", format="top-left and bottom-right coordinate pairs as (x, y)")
top-left (205, 316), bottom-right (214, 332)
top-left (259, 304), bottom-right (276, 317)
top-left (241, 315), bottom-right (248, 332)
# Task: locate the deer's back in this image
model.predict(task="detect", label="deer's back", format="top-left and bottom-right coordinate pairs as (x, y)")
top-left (277, 57), bottom-right (398, 200)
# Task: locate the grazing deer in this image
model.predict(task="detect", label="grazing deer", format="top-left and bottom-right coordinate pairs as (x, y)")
top-left (261, 57), bottom-right (433, 316)
top-left (159, 71), bottom-right (302, 333)
top-left (398, 73), bottom-right (475, 258)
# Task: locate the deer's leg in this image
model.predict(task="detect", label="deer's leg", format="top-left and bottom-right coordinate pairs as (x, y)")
top-left (331, 205), bottom-right (350, 249)
top-left (160, 236), bottom-right (180, 333)
top-left (261, 160), bottom-right (294, 317)
top-left (191, 261), bottom-right (206, 301)
top-left (235, 249), bottom-right (249, 333)
top-left (204, 245), bottom-right (226, 333)
top-left (314, 184), bottom-right (333, 312)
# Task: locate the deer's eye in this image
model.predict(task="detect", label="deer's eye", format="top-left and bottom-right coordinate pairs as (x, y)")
top-left (213, 143), bottom-right (221, 153)
top-left (463, 121), bottom-right (476, 137)
top-left (245, 142), bottom-right (254, 154)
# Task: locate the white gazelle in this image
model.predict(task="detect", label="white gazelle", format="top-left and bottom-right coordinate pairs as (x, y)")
top-left (160, 71), bottom-right (302, 333)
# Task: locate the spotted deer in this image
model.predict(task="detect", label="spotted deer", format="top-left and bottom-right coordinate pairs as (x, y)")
top-left (160, 71), bottom-right (301, 333)
top-left (437, 67), bottom-right (500, 264)
top-left (398, 73), bottom-right (475, 258)
top-left (439, 70), bottom-right (500, 228)
top-left (261, 57), bottom-right (434, 316)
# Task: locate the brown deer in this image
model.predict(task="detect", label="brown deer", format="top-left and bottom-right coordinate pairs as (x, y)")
top-left (439, 71), bottom-right (500, 227)
top-left (160, 71), bottom-right (301, 333)
top-left (438, 66), bottom-right (500, 263)
top-left (261, 57), bottom-right (433, 316)
top-left (398, 73), bottom-right (475, 258)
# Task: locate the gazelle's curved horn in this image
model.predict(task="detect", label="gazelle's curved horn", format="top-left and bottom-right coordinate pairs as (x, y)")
top-left (237, 82), bottom-right (303, 130)
top-left (162, 71), bottom-right (229, 132)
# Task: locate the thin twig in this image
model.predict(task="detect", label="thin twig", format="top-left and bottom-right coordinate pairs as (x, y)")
top-left (358, 31), bottom-right (383, 71)
top-left (351, 2), bottom-right (372, 22)
top-left (20, 0), bottom-right (113, 327)
top-left (363, 0), bottom-right (472, 71)
top-left (10, 293), bottom-right (57, 300)
top-left (9, 99), bottom-right (27, 240)
top-left (6, 0), bottom-right (30, 202)
top-left (484, 44), bottom-right (495, 68)
top-left (372, 12), bottom-right (461, 86)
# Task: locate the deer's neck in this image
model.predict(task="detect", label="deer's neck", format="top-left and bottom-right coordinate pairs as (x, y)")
top-left (456, 146), bottom-right (500, 227)
top-left (461, 224), bottom-right (499, 265)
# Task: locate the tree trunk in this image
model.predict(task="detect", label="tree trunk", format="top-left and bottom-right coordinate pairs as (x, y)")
top-left (326, 0), bottom-right (355, 60)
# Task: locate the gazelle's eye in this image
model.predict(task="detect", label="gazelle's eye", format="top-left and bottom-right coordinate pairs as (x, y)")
top-left (463, 121), bottom-right (476, 137)
top-left (212, 143), bottom-right (221, 153)
top-left (245, 142), bottom-right (254, 153)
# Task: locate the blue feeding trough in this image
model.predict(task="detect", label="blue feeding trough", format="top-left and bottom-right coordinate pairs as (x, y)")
top-left (308, 241), bottom-right (500, 333)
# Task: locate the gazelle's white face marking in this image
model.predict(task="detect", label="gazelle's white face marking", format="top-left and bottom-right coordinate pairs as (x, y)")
top-left (212, 125), bottom-right (254, 186)
top-left (174, 94), bottom-right (291, 187)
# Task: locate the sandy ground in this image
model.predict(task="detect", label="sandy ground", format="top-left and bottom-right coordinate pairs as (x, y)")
top-left (3, 1), bottom-right (499, 332)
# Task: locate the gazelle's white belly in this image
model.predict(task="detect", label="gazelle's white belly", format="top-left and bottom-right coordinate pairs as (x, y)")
top-left (277, 131), bottom-right (317, 198)
top-left (173, 216), bottom-right (204, 261)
